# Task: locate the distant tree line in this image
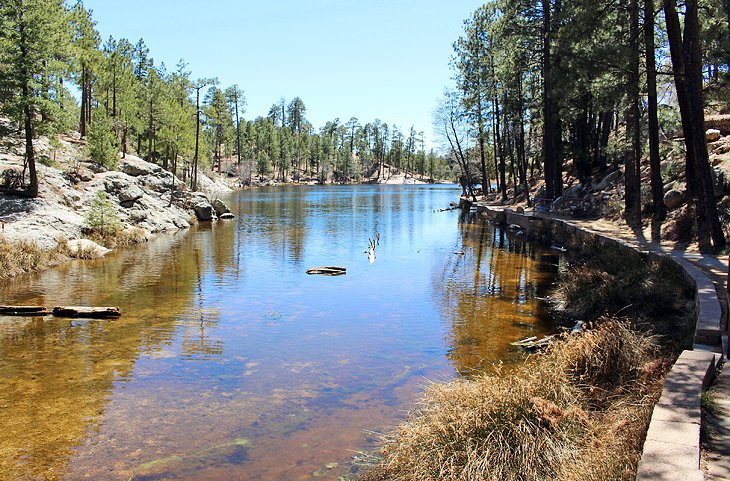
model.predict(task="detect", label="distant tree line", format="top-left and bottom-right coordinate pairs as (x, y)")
top-left (0, 0), bottom-right (454, 199)
top-left (445, 0), bottom-right (730, 253)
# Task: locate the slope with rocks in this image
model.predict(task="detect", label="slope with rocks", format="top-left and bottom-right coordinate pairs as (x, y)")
top-left (0, 129), bottom-right (233, 269)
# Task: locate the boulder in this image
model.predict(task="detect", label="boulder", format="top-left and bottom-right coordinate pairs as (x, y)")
top-left (211, 198), bottom-right (230, 216)
top-left (564, 184), bottom-right (583, 198)
top-left (663, 189), bottom-right (686, 210)
top-left (142, 171), bottom-right (176, 193)
top-left (706, 128), bottom-right (722, 142)
top-left (66, 239), bottom-right (111, 259)
top-left (220, 213), bottom-right (235, 220)
top-left (712, 167), bottom-right (728, 198)
top-left (187, 193), bottom-right (214, 221)
top-left (590, 170), bottom-right (622, 193)
top-left (86, 162), bottom-right (108, 174)
top-left (120, 158), bottom-right (162, 177)
top-left (104, 175), bottom-right (144, 204)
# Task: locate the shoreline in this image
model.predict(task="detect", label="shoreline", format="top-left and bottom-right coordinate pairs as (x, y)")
top-left (461, 199), bottom-right (724, 481)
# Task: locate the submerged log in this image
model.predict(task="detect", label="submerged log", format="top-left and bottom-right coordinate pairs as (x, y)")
top-left (306, 266), bottom-right (347, 276)
top-left (0, 306), bottom-right (51, 316)
top-left (52, 306), bottom-right (121, 319)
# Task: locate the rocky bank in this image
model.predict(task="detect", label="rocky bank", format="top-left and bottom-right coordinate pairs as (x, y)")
top-left (0, 132), bottom-right (233, 252)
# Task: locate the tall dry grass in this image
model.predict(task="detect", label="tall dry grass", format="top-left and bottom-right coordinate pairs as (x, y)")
top-left (84, 225), bottom-right (147, 249)
top-left (360, 320), bottom-right (667, 481)
top-left (0, 235), bottom-right (69, 279)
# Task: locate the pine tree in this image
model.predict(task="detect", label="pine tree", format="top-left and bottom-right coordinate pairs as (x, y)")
top-left (0, 0), bottom-right (71, 197)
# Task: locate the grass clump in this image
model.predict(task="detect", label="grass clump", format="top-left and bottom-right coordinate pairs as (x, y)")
top-left (360, 320), bottom-right (667, 481)
top-left (553, 243), bottom-right (693, 340)
top-left (0, 235), bottom-right (69, 279)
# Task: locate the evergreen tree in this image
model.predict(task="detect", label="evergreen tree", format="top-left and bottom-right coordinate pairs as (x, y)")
top-left (0, 0), bottom-right (71, 197)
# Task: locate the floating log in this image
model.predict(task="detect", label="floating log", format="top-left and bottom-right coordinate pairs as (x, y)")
top-left (306, 266), bottom-right (347, 276)
top-left (52, 306), bottom-right (121, 319)
top-left (0, 306), bottom-right (51, 316)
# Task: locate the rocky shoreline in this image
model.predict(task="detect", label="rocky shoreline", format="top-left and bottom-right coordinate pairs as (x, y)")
top-left (0, 134), bottom-right (234, 261)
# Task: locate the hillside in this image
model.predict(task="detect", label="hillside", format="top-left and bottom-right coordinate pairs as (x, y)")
top-left (0, 125), bottom-right (233, 272)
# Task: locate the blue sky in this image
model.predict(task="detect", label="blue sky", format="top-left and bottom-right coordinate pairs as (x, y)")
top-left (82, 0), bottom-right (485, 147)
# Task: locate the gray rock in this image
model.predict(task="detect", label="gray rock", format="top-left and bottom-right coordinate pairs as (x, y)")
top-left (104, 174), bottom-right (144, 204)
top-left (590, 170), bottom-right (622, 193)
top-left (77, 167), bottom-right (94, 182)
top-left (104, 174), bottom-right (144, 203)
top-left (142, 171), bottom-right (176, 193)
top-left (712, 167), bottom-right (728, 198)
top-left (66, 239), bottom-right (111, 258)
top-left (211, 198), bottom-right (230, 216)
top-left (187, 193), bottom-right (214, 221)
top-left (564, 184), bottom-right (583, 198)
top-left (220, 212), bottom-right (235, 220)
top-left (121, 158), bottom-right (162, 177)
top-left (664, 189), bottom-right (686, 210)
top-left (86, 162), bottom-right (107, 174)
top-left (706, 128), bottom-right (722, 142)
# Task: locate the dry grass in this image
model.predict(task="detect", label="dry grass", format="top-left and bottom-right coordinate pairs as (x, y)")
top-left (554, 244), bottom-right (692, 324)
top-left (0, 235), bottom-right (69, 279)
top-left (84, 226), bottom-right (147, 249)
top-left (360, 320), bottom-right (667, 481)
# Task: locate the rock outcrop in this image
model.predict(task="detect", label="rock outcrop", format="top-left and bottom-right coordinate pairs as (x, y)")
top-left (0, 144), bottom-right (232, 249)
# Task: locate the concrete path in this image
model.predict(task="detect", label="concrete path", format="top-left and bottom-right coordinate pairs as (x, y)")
top-left (705, 366), bottom-right (730, 480)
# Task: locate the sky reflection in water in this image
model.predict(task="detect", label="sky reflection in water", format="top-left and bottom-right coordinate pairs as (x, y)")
top-left (0, 185), bottom-right (562, 481)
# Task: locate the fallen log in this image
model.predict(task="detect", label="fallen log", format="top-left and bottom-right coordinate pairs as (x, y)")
top-left (510, 335), bottom-right (556, 351)
top-left (0, 306), bottom-right (51, 316)
top-left (306, 266), bottom-right (347, 276)
top-left (52, 306), bottom-right (121, 319)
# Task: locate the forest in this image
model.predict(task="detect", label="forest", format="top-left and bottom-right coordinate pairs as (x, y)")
top-left (0, 0), bottom-right (452, 199)
top-left (3, 0), bottom-right (730, 253)
top-left (442, 0), bottom-right (730, 253)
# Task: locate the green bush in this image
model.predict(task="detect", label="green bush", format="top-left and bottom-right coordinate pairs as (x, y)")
top-left (87, 110), bottom-right (119, 169)
top-left (85, 190), bottom-right (120, 237)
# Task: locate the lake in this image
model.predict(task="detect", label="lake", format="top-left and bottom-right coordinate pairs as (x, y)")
top-left (0, 185), bottom-right (563, 481)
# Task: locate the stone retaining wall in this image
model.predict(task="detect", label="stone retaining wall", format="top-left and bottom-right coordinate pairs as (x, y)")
top-left (465, 201), bottom-right (722, 481)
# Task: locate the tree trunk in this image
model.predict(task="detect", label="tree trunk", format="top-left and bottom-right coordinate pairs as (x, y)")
top-left (542, 0), bottom-right (562, 200)
top-left (18, 18), bottom-right (38, 198)
top-left (235, 98), bottom-right (241, 167)
top-left (495, 94), bottom-right (507, 201)
top-left (645, 0), bottom-right (665, 241)
top-left (192, 87), bottom-right (201, 191)
top-left (684, 0), bottom-right (726, 251)
top-left (664, 0), bottom-right (726, 252)
top-left (79, 66), bottom-right (87, 137)
top-left (625, 0), bottom-right (642, 226)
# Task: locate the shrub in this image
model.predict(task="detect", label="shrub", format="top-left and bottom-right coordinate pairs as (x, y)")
top-left (0, 235), bottom-right (68, 279)
top-left (85, 190), bottom-right (121, 238)
top-left (87, 110), bottom-right (119, 169)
